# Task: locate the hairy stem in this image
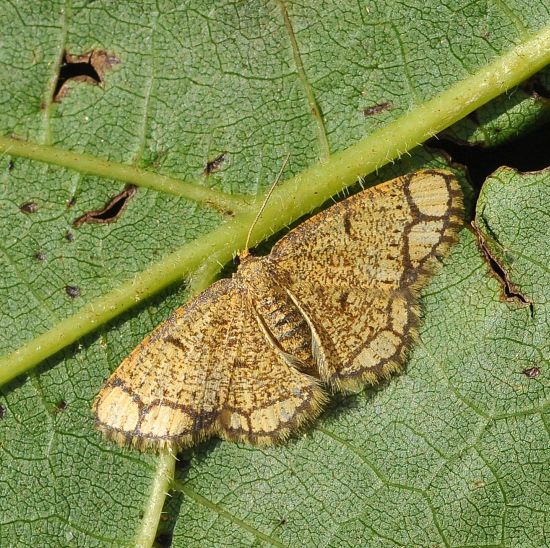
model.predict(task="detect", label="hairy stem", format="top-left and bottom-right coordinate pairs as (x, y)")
top-left (135, 449), bottom-right (176, 548)
top-left (1, 25), bottom-right (549, 386)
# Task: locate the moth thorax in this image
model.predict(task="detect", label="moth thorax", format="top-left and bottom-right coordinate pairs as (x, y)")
top-left (234, 253), bottom-right (271, 287)
top-left (234, 256), bottom-right (315, 371)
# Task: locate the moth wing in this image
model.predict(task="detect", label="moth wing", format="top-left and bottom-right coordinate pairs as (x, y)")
top-left (268, 170), bottom-right (463, 390)
top-left (93, 279), bottom-right (239, 450)
top-left (94, 279), bottom-right (325, 449)
top-left (217, 295), bottom-right (325, 446)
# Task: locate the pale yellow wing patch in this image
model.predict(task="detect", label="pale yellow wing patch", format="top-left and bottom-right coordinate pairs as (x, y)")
top-left (269, 170), bottom-right (463, 390)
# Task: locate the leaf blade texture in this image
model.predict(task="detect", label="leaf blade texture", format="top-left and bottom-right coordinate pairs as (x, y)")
top-left (0, 2), bottom-right (548, 545)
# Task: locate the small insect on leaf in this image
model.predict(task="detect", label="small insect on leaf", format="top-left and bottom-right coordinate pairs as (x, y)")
top-left (204, 153), bottom-right (226, 175)
top-left (522, 366), bottom-right (540, 378)
top-left (93, 169), bottom-right (464, 451)
top-left (65, 285), bottom-right (80, 298)
top-left (20, 202), bottom-right (38, 214)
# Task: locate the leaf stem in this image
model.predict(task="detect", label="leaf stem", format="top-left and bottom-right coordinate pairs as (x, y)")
top-left (0, 135), bottom-right (249, 213)
top-left (1, 24), bottom-right (549, 386)
top-left (135, 448), bottom-right (176, 548)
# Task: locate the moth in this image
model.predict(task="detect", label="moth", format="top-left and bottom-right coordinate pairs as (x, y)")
top-left (93, 170), bottom-right (463, 450)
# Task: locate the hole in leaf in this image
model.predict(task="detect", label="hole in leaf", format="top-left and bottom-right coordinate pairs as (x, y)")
top-left (0, 405), bottom-right (5, 419)
top-left (35, 251), bottom-right (46, 262)
top-left (65, 230), bottom-right (75, 242)
top-left (428, 120), bottom-right (550, 190)
top-left (472, 221), bottom-right (534, 314)
top-left (73, 185), bottom-right (136, 227)
top-left (53, 50), bottom-right (120, 102)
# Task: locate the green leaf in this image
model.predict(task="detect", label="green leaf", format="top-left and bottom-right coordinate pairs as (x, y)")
top-left (0, 3), bottom-right (549, 546)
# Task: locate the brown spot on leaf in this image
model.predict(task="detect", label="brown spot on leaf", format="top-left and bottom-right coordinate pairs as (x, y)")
top-left (65, 285), bottom-right (80, 298)
top-left (522, 366), bottom-right (540, 379)
top-left (53, 50), bottom-right (120, 102)
top-left (73, 185), bottom-right (136, 227)
top-left (363, 101), bottom-right (393, 117)
top-left (20, 202), bottom-right (38, 214)
top-left (204, 153), bottom-right (226, 175)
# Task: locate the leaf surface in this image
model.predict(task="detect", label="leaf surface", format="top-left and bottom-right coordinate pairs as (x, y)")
top-left (0, 2), bottom-right (549, 546)
top-left (442, 66), bottom-right (550, 147)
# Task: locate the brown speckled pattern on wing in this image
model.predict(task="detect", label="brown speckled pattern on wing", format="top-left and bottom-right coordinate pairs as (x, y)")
top-left (269, 170), bottom-right (463, 390)
top-left (93, 170), bottom-right (463, 451)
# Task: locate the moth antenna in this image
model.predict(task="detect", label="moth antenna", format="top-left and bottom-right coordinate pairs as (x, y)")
top-left (244, 153), bottom-right (291, 254)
